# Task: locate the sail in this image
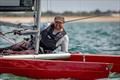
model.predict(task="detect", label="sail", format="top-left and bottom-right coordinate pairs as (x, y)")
top-left (0, 0), bottom-right (34, 11)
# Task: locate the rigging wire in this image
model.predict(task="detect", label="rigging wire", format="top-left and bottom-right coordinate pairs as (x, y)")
top-left (65, 15), bottom-right (101, 23)
top-left (1, 15), bottom-right (103, 35)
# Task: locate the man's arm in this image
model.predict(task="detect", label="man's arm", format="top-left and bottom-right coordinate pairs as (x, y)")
top-left (61, 35), bottom-right (69, 52)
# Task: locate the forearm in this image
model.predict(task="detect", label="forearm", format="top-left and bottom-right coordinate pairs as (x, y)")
top-left (61, 35), bottom-right (69, 52)
top-left (61, 42), bottom-right (69, 52)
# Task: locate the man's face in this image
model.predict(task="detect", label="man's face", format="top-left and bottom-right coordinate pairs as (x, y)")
top-left (54, 21), bottom-right (64, 30)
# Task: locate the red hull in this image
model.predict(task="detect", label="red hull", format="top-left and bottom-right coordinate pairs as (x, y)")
top-left (0, 52), bottom-right (120, 79)
top-left (0, 57), bottom-right (110, 80)
top-left (69, 53), bottom-right (120, 73)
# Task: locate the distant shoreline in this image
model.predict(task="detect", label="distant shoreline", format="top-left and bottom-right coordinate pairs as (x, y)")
top-left (0, 16), bottom-right (120, 23)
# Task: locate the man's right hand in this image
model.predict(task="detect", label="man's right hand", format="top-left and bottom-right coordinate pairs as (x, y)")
top-left (13, 30), bottom-right (22, 35)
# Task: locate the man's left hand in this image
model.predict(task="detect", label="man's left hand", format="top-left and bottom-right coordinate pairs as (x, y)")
top-left (0, 32), bottom-right (4, 35)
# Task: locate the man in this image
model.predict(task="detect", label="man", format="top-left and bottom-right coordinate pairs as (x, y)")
top-left (0, 16), bottom-right (69, 53)
top-left (40, 16), bottom-right (69, 52)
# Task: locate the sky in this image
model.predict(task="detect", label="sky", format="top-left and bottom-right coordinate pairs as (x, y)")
top-left (41, 0), bottom-right (120, 12)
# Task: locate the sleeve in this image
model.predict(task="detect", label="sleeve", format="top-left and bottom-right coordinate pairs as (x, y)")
top-left (61, 35), bottom-right (69, 52)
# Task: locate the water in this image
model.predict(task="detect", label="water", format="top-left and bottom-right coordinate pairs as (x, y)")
top-left (0, 21), bottom-right (120, 79)
top-left (65, 22), bottom-right (120, 55)
top-left (0, 25), bottom-right (30, 48)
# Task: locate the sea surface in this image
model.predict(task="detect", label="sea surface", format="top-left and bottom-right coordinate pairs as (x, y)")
top-left (0, 21), bottom-right (120, 80)
top-left (66, 22), bottom-right (120, 55)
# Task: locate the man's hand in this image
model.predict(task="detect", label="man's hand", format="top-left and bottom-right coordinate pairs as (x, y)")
top-left (13, 30), bottom-right (22, 35)
top-left (0, 32), bottom-right (4, 35)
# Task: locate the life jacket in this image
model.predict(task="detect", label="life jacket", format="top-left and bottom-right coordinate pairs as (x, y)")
top-left (40, 24), bottom-right (66, 51)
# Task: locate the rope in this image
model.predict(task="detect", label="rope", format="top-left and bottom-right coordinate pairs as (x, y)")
top-left (0, 35), bottom-right (15, 45)
top-left (65, 15), bottom-right (101, 23)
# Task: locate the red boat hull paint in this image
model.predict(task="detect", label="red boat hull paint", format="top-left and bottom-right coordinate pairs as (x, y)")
top-left (70, 53), bottom-right (120, 73)
top-left (0, 58), bottom-right (110, 80)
